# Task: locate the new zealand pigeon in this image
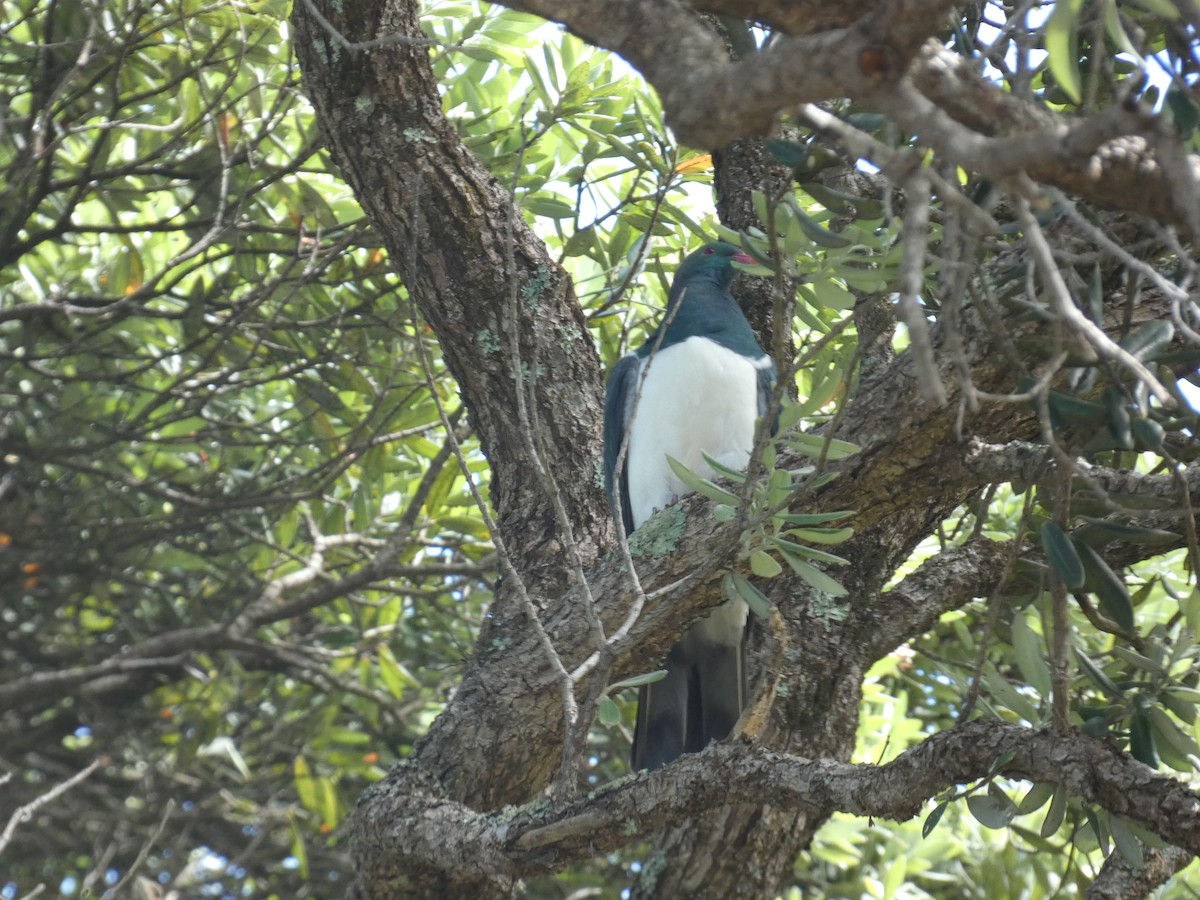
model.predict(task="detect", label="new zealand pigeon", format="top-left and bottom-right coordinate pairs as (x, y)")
top-left (603, 241), bottom-right (776, 771)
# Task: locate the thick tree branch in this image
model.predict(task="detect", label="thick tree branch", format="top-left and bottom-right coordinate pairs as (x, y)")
top-left (685, 0), bottom-right (877, 33)
top-left (490, 0), bottom-right (960, 147)
top-left (348, 719), bottom-right (1200, 894)
top-left (1086, 846), bottom-right (1195, 900)
top-left (863, 538), bottom-right (1011, 660)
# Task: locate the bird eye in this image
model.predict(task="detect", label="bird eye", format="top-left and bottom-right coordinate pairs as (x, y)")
top-left (702, 246), bottom-right (715, 255)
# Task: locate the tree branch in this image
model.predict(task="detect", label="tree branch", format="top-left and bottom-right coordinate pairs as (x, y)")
top-left (489, 0), bottom-right (960, 147)
top-left (349, 719), bottom-right (1200, 892)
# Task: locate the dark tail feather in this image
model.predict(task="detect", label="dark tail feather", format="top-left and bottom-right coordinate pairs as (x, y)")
top-left (691, 639), bottom-right (744, 751)
top-left (631, 646), bottom-right (689, 771)
top-left (631, 635), bottom-right (744, 771)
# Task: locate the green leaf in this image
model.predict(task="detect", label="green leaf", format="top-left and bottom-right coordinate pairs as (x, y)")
top-left (1104, 387), bottom-right (1135, 450)
top-left (378, 645), bottom-right (418, 700)
top-left (1040, 785), bottom-right (1068, 837)
top-left (922, 801), bottom-right (947, 837)
top-left (967, 794), bottom-right (1016, 829)
top-left (523, 196), bottom-right (577, 219)
top-left (665, 454), bottom-right (741, 506)
top-left (1071, 517), bottom-right (1179, 549)
top-left (776, 510), bottom-right (855, 526)
top-left (1011, 611), bottom-right (1052, 699)
top-left (713, 504), bottom-right (737, 523)
top-left (1129, 709), bottom-right (1159, 767)
top-left (1111, 645), bottom-right (1164, 675)
top-left (1146, 705), bottom-right (1200, 760)
top-left (700, 450), bottom-right (748, 484)
top-left (784, 526), bottom-right (854, 545)
top-left (726, 571), bottom-right (773, 618)
top-left (1102, 0), bottom-right (1142, 59)
top-left (1161, 688), bottom-right (1199, 724)
top-left (785, 432), bottom-right (859, 460)
top-left (1072, 539), bottom-right (1136, 632)
top-left (769, 536), bottom-right (849, 566)
top-left (1041, 521), bottom-right (1084, 589)
top-left (1167, 85), bottom-right (1200, 136)
top-left (983, 664), bottom-right (1040, 723)
top-left (784, 195), bottom-right (852, 248)
top-left (598, 696), bottom-right (621, 726)
top-left (1109, 816), bottom-right (1144, 869)
top-left (806, 278), bottom-right (856, 311)
top-left (1118, 320), bottom-right (1174, 362)
top-left (764, 137), bottom-right (809, 169)
top-left (1074, 648), bottom-right (1124, 698)
top-left (289, 818), bottom-right (310, 879)
top-left (1131, 417), bottom-right (1165, 451)
top-left (294, 756), bottom-right (319, 813)
top-left (802, 181), bottom-right (885, 219)
top-left (1045, 0), bottom-right (1084, 104)
top-left (778, 550), bottom-right (848, 597)
top-left (1046, 390), bottom-right (1106, 428)
top-left (610, 670), bottom-right (667, 690)
top-left (1085, 807), bottom-right (1111, 856)
top-left (1017, 782), bottom-right (1056, 815)
top-left (750, 549), bottom-right (783, 578)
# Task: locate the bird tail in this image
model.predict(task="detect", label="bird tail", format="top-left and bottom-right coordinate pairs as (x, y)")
top-left (630, 627), bottom-right (745, 771)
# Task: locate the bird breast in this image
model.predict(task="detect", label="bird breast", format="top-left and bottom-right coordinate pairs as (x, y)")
top-left (626, 336), bottom-right (763, 530)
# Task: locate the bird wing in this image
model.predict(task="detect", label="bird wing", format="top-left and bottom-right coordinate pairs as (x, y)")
top-left (602, 353), bottom-right (640, 536)
top-left (757, 355), bottom-right (779, 434)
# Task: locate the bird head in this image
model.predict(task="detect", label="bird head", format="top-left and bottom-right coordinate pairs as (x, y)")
top-left (672, 241), bottom-right (756, 292)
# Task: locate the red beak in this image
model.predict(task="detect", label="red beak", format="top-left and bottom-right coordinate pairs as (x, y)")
top-left (732, 251), bottom-right (755, 265)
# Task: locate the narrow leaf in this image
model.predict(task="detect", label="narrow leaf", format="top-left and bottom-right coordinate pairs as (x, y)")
top-left (727, 571), bottom-right (773, 618)
top-left (1073, 648), bottom-right (1124, 698)
top-left (1118, 320), bottom-right (1175, 362)
top-left (1045, 0), bottom-right (1084, 104)
top-left (1017, 782), bottom-right (1056, 815)
top-left (776, 510), bottom-right (856, 526)
top-left (1073, 539), bottom-right (1136, 632)
top-left (785, 526), bottom-right (855, 545)
top-left (1072, 517), bottom-right (1179, 549)
top-left (764, 137), bottom-right (810, 169)
top-left (1011, 612), bottom-right (1052, 699)
top-left (609, 670), bottom-right (667, 690)
top-left (1147, 705), bottom-right (1200, 759)
top-left (779, 550), bottom-right (849, 597)
top-left (700, 450), bottom-right (748, 484)
top-left (1129, 709), bottom-right (1159, 767)
top-left (786, 431), bottom-right (860, 460)
top-left (1041, 785), bottom-right (1068, 837)
top-left (922, 801), bottom-right (947, 837)
top-left (666, 454), bottom-right (740, 506)
top-left (1109, 816), bottom-right (1144, 869)
top-left (770, 536), bottom-right (849, 566)
top-left (1041, 521), bottom-right (1085, 589)
top-left (983, 664), bottom-right (1040, 723)
top-left (1085, 807), bottom-right (1111, 856)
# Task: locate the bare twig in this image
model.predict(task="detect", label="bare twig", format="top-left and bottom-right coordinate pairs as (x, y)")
top-left (0, 758), bottom-right (105, 858)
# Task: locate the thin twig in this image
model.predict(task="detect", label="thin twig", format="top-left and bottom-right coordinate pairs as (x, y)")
top-left (97, 800), bottom-right (176, 900)
top-left (1013, 186), bottom-right (1174, 407)
top-left (896, 170), bottom-right (946, 404)
top-left (0, 758), bottom-right (105, 858)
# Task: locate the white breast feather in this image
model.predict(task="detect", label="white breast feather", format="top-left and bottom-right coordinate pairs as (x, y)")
top-left (626, 336), bottom-right (763, 528)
